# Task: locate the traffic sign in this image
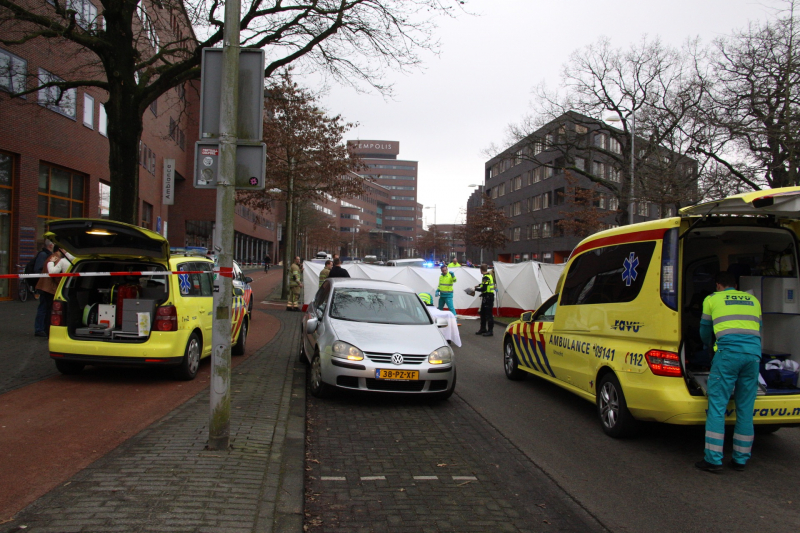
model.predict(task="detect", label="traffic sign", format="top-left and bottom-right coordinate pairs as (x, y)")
top-left (194, 141), bottom-right (266, 189)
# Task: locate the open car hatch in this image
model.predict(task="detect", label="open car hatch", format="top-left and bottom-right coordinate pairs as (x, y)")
top-left (681, 187), bottom-right (800, 217)
top-left (44, 218), bottom-right (169, 261)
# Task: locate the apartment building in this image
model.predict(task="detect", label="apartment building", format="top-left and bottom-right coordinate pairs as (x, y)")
top-left (479, 112), bottom-right (696, 263)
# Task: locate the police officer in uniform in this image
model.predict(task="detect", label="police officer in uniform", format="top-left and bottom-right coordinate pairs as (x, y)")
top-left (287, 256), bottom-right (303, 311)
top-left (474, 264), bottom-right (495, 336)
top-left (436, 265), bottom-right (457, 315)
top-left (696, 271), bottom-right (762, 472)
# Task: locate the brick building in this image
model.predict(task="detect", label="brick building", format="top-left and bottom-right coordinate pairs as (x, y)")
top-left (347, 140), bottom-right (421, 259)
top-left (0, 1), bottom-right (279, 300)
top-left (428, 224), bottom-right (466, 263)
top-left (477, 112), bottom-right (696, 264)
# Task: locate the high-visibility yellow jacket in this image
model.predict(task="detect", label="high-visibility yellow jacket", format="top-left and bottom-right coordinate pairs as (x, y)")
top-left (477, 272), bottom-right (495, 295)
top-left (438, 272), bottom-right (456, 293)
top-left (700, 288), bottom-right (761, 356)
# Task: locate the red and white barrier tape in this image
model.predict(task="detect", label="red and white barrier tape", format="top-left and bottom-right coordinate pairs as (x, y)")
top-left (1, 267), bottom-right (234, 280)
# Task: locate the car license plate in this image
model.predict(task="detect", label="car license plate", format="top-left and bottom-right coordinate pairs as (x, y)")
top-left (376, 369), bottom-right (419, 380)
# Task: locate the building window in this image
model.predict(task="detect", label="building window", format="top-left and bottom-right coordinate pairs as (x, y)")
top-left (98, 103), bottom-right (107, 136)
top-left (513, 227), bottom-right (521, 241)
top-left (98, 182), bottom-right (110, 218)
top-left (574, 157), bottom-right (585, 171)
top-left (37, 163), bottom-right (85, 242)
top-left (542, 192), bottom-right (551, 209)
top-left (150, 97), bottom-right (157, 116)
top-left (83, 93), bottom-right (94, 128)
top-left (498, 182), bottom-right (506, 196)
top-left (512, 201), bottom-right (521, 216)
top-left (0, 48), bottom-right (27, 97)
top-left (609, 167), bottom-right (620, 182)
top-left (542, 221), bottom-right (552, 238)
top-left (142, 201), bottom-right (153, 229)
top-left (609, 137), bottom-right (621, 154)
top-left (531, 223), bottom-right (540, 239)
top-left (575, 124), bottom-right (588, 135)
top-left (637, 201), bottom-right (650, 217)
top-left (513, 175), bottom-right (522, 191)
top-left (0, 151), bottom-right (13, 299)
top-left (533, 195), bottom-right (542, 211)
top-left (38, 69), bottom-right (76, 119)
top-left (545, 166), bottom-right (554, 179)
top-left (593, 161), bottom-right (605, 179)
top-left (594, 133), bottom-right (606, 150)
top-left (608, 197), bottom-right (619, 211)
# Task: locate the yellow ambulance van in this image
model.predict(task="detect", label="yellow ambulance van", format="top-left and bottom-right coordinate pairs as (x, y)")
top-left (503, 187), bottom-right (800, 437)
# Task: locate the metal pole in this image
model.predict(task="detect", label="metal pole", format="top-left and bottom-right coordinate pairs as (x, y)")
top-left (209, 0), bottom-right (240, 451)
top-left (629, 110), bottom-right (635, 225)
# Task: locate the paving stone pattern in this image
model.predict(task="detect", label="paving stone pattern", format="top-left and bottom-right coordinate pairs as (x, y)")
top-left (0, 299), bottom-right (57, 395)
top-left (304, 391), bottom-right (607, 533)
top-left (2, 308), bottom-right (305, 533)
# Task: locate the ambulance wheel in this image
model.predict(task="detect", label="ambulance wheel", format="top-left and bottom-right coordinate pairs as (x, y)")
top-left (597, 373), bottom-right (638, 438)
top-left (503, 337), bottom-right (527, 380)
top-left (174, 332), bottom-right (201, 381)
top-left (55, 360), bottom-right (85, 375)
top-left (232, 320), bottom-right (247, 356)
top-left (754, 424), bottom-right (781, 435)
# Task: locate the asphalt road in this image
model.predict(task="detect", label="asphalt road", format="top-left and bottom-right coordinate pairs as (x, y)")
top-left (458, 325), bottom-right (800, 533)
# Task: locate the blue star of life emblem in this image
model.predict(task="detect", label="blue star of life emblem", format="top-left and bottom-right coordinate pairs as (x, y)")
top-left (179, 273), bottom-right (191, 294)
top-left (622, 252), bottom-right (639, 287)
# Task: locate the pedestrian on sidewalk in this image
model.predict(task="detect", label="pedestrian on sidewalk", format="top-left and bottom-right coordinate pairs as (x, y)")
top-left (287, 256), bottom-right (303, 311)
top-left (327, 258), bottom-right (350, 279)
top-left (319, 260), bottom-right (332, 287)
top-left (33, 240), bottom-right (54, 336)
top-left (34, 246), bottom-right (71, 337)
top-left (474, 263), bottom-right (495, 336)
top-left (264, 253), bottom-right (271, 272)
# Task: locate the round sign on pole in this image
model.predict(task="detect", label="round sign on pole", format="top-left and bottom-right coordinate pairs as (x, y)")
top-left (203, 156), bottom-right (214, 167)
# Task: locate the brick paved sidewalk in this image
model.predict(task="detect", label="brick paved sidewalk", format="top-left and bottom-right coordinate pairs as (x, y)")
top-left (2, 308), bottom-right (306, 533)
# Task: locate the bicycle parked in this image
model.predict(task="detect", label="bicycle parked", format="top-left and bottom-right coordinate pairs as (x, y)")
top-left (16, 264), bottom-right (34, 302)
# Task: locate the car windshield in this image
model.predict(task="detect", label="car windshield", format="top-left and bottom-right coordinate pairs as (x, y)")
top-left (329, 288), bottom-right (432, 325)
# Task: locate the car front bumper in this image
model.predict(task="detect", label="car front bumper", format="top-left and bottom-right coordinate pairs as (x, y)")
top-left (322, 356), bottom-right (455, 393)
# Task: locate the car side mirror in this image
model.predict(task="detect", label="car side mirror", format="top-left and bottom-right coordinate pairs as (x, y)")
top-left (436, 317), bottom-right (448, 328)
top-left (244, 276), bottom-right (253, 284)
top-left (305, 317), bottom-right (319, 334)
top-left (233, 287), bottom-right (244, 297)
top-left (521, 311), bottom-right (533, 323)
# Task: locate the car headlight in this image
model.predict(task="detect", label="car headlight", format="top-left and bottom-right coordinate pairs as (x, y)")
top-left (332, 340), bottom-right (364, 361)
top-left (428, 345), bottom-right (453, 365)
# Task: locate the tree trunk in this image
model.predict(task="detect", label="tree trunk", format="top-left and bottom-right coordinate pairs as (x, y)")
top-left (281, 182), bottom-right (294, 300)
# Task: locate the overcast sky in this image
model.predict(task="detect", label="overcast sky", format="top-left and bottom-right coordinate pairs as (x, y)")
top-left (307, 0), bottom-right (778, 227)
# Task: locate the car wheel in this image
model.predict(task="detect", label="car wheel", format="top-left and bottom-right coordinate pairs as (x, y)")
top-left (55, 360), bottom-right (84, 375)
top-left (232, 320), bottom-right (247, 356)
top-left (430, 368), bottom-right (457, 401)
top-left (173, 332), bottom-right (201, 381)
top-left (597, 373), bottom-right (637, 438)
top-left (503, 337), bottom-right (527, 380)
top-left (309, 351), bottom-right (333, 398)
top-left (755, 424), bottom-right (781, 435)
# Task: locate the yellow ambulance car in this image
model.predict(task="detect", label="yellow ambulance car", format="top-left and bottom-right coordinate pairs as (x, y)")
top-left (45, 219), bottom-right (250, 380)
top-left (503, 188), bottom-right (800, 437)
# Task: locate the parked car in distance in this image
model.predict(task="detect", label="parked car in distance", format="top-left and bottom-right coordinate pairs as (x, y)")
top-left (385, 258), bottom-right (430, 268)
top-left (301, 278), bottom-right (456, 399)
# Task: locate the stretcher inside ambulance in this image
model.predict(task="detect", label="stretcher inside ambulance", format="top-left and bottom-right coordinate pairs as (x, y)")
top-left (682, 191), bottom-right (800, 397)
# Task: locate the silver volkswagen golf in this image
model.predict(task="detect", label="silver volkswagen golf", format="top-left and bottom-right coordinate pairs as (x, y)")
top-left (300, 278), bottom-right (456, 399)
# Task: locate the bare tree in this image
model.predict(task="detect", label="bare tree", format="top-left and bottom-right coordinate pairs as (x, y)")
top-left (238, 71), bottom-right (365, 297)
top-left (462, 194), bottom-right (510, 262)
top-left (697, 1), bottom-right (800, 189)
top-left (497, 36), bottom-right (709, 224)
top-left (0, 0), bottom-right (464, 224)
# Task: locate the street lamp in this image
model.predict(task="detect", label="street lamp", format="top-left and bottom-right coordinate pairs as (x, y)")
top-left (351, 219), bottom-right (362, 259)
top-left (605, 111), bottom-right (636, 225)
top-left (424, 205), bottom-right (437, 262)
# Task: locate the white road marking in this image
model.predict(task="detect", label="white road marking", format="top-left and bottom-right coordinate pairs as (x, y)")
top-left (320, 476), bottom-right (346, 481)
top-left (360, 476), bottom-right (386, 481)
top-left (452, 476), bottom-right (477, 481)
top-left (413, 476), bottom-right (439, 480)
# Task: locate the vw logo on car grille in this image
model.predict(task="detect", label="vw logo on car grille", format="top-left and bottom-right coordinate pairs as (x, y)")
top-left (391, 353), bottom-right (404, 365)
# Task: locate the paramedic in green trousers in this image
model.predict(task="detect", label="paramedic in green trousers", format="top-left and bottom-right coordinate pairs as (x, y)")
top-left (436, 265), bottom-right (457, 315)
top-left (696, 271), bottom-right (762, 472)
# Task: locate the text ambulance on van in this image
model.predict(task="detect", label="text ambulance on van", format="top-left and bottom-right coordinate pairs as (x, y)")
top-left (503, 187), bottom-right (800, 437)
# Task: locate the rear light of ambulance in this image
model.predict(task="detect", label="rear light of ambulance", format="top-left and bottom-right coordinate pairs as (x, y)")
top-left (50, 300), bottom-right (64, 327)
top-left (155, 305), bottom-right (178, 331)
top-left (645, 349), bottom-right (683, 377)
